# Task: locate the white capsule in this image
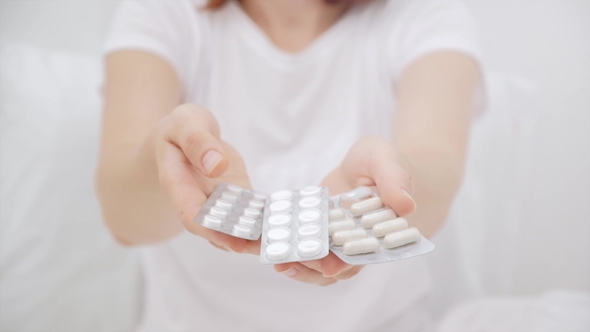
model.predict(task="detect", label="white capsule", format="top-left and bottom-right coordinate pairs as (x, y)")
top-left (233, 224), bottom-right (251, 237)
top-left (372, 217), bottom-right (408, 238)
top-left (226, 184), bottom-right (243, 194)
top-left (238, 216), bottom-right (257, 227)
top-left (214, 199), bottom-right (233, 211)
top-left (331, 228), bottom-right (368, 246)
top-left (342, 237), bottom-right (380, 255)
top-left (243, 207), bottom-right (261, 219)
top-left (268, 214), bottom-right (292, 228)
top-left (360, 208), bottom-right (397, 228)
top-left (269, 200), bottom-right (292, 214)
top-left (271, 190), bottom-right (293, 202)
top-left (299, 197), bottom-right (321, 209)
top-left (328, 219), bottom-right (356, 236)
top-left (383, 227), bottom-right (420, 249)
top-left (350, 197), bottom-right (383, 217)
top-left (203, 214), bottom-right (221, 228)
top-left (300, 185), bottom-right (322, 197)
top-left (328, 208), bottom-right (345, 221)
top-left (248, 199), bottom-right (265, 210)
top-left (339, 187), bottom-right (374, 209)
top-left (298, 224), bottom-right (322, 239)
top-left (267, 227), bottom-right (291, 243)
top-left (298, 209), bottom-right (321, 224)
top-left (297, 239), bottom-right (323, 258)
top-left (265, 242), bottom-right (291, 261)
top-left (209, 206), bottom-right (228, 218)
top-left (253, 192), bottom-right (268, 202)
top-left (221, 191), bottom-right (239, 203)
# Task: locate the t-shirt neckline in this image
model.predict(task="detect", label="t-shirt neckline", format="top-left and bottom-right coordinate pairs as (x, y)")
top-left (226, 0), bottom-right (358, 65)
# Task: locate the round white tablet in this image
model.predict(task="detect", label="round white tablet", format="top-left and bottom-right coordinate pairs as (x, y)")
top-left (299, 197), bottom-right (321, 209)
top-left (269, 200), bottom-right (292, 214)
top-left (209, 206), bottom-right (227, 218)
top-left (221, 191), bottom-right (238, 203)
top-left (267, 227), bottom-right (291, 243)
top-left (226, 184), bottom-right (243, 194)
top-left (268, 214), bottom-right (292, 228)
top-left (243, 207), bottom-right (261, 219)
top-left (238, 216), bottom-right (256, 227)
top-left (248, 200), bottom-right (265, 210)
top-left (253, 192), bottom-right (268, 202)
top-left (271, 190), bottom-right (293, 202)
top-left (265, 242), bottom-right (291, 261)
top-left (215, 199), bottom-right (233, 211)
top-left (297, 239), bottom-right (323, 258)
top-left (203, 215), bottom-right (221, 227)
top-left (300, 185), bottom-right (322, 197)
top-left (298, 224), bottom-right (322, 239)
top-left (298, 209), bottom-right (321, 224)
top-left (233, 224), bottom-right (251, 237)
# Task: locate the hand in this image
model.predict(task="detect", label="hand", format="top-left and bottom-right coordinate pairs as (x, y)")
top-left (150, 103), bottom-right (260, 254)
top-left (273, 136), bottom-right (417, 285)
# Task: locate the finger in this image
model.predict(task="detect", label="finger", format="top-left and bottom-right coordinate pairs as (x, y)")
top-left (165, 103), bottom-right (229, 177)
top-left (298, 252), bottom-right (353, 277)
top-left (342, 136), bottom-right (417, 216)
top-left (331, 265), bottom-right (364, 281)
top-left (274, 263), bottom-right (337, 286)
top-left (156, 140), bottom-right (259, 254)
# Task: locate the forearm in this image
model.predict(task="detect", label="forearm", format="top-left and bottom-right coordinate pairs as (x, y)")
top-left (398, 146), bottom-right (466, 237)
top-left (96, 139), bottom-right (181, 245)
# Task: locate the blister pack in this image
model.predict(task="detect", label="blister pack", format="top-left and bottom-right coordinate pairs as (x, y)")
top-left (328, 186), bottom-right (435, 265)
top-left (192, 183), bottom-right (267, 240)
top-left (259, 186), bottom-right (330, 264)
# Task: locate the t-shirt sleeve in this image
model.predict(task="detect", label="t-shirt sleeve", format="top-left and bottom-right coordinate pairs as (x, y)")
top-left (389, 0), bottom-right (483, 80)
top-left (103, 0), bottom-right (202, 90)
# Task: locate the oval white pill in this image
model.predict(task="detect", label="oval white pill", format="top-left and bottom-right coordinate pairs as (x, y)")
top-left (298, 209), bottom-right (321, 224)
top-left (328, 208), bottom-right (345, 221)
top-left (328, 219), bottom-right (356, 236)
top-left (265, 242), bottom-right (291, 261)
top-left (360, 208), bottom-right (397, 228)
top-left (203, 214), bottom-right (222, 227)
top-left (340, 186), bottom-right (373, 201)
top-left (238, 216), bottom-right (257, 227)
top-left (209, 206), bottom-right (227, 218)
top-left (342, 237), bottom-right (379, 255)
top-left (233, 224), bottom-right (251, 237)
top-left (298, 224), bottom-right (322, 239)
top-left (215, 199), bottom-right (233, 211)
top-left (383, 227), bottom-right (420, 249)
top-left (271, 190), bottom-right (293, 201)
top-left (372, 217), bottom-right (408, 238)
top-left (221, 192), bottom-right (238, 203)
top-left (332, 228), bottom-right (368, 246)
top-left (350, 197), bottom-right (383, 217)
top-left (299, 197), bottom-right (321, 209)
top-left (297, 239), bottom-right (323, 258)
top-left (267, 227), bottom-right (291, 243)
top-left (243, 207), bottom-right (261, 219)
top-left (268, 214), bottom-right (292, 228)
top-left (253, 192), bottom-right (268, 202)
top-left (269, 200), bottom-right (292, 214)
top-left (248, 200), bottom-right (265, 210)
top-left (227, 184), bottom-right (243, 194)
top-left (300, 185), bottom-right (322, 197)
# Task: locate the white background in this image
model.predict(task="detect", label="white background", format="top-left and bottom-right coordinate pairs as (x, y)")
top-left (1, 0), bottom-right (588, 302)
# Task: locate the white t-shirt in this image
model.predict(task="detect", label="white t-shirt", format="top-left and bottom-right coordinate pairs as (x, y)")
top-left (104, 0), bottom-right (482, 331)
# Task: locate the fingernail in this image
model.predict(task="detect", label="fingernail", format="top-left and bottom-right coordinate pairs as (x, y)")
top-left (401, 189), bottom-right (417, 213)
top-left (281, 267), bottom-right (297, 277)
top-left (202, 150), bottom-right (222, 174)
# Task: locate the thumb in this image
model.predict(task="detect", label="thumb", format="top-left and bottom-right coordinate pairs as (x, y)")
top-left (165, 104), bottom-right (229, 177)
top-left (342, 136), bottom-right (417, 217)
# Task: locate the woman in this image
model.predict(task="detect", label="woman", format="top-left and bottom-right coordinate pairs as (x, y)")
top-left (97, 0), bottom-right (483, 330)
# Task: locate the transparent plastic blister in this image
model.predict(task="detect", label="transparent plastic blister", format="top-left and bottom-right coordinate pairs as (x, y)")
top-left (259, 186), bottom-right (330, 264)
top-left (193, 183), bottom-right (267, 240)
top-left (328, 186), bottom-right (435, 265)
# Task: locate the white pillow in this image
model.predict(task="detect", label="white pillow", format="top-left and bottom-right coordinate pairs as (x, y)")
top-left (0, 44), bottom-right (140, 332)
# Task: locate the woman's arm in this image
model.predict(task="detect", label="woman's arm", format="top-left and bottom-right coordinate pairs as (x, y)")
top-left (96, 51), bottom-right (255, 252)
top-left (393, 51), bottom-right (480, 236)
top-left (273, 51), bottom-right (481, 284)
